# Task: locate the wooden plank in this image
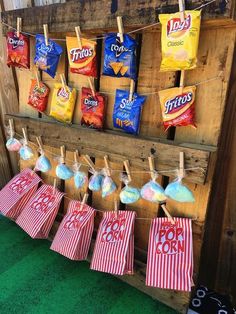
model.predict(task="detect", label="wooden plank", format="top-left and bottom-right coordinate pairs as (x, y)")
top-left (1, 0), bottom-right (236, 36)
top-left (5, 113), bottom-right (215, 185)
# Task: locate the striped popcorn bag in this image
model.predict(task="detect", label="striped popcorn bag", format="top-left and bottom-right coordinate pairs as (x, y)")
top-left (146, 217), bottom-right (193, 292)
top-left (16, 184), bottom-right (64, 239)
top-left (50, 200), bottom-right (95, 260)
top-left (91, 210), bottom-right (135, 275)
top-left (0, 168), bottom-right (41, 220)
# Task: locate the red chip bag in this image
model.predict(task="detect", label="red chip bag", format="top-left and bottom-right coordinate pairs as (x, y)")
top-left (7, 31), bottom-right (30, 69)
top-left (81, 87), bottom-right (106, 129)
top-left (28, 79), bottom-right (50, 112)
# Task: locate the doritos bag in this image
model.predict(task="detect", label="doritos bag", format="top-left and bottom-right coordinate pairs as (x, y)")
top-left (103, 33), bottom-right (137, 80)
top-left (34, 34), bottom-right (63, 78)
top-left (91, 210), bottom-right (135, 275)
top-left (81, 87), bottom-right (106, 129)
top-left (49, 83), bottom-right (77, 123)
top-left (50, 200), bottom-right (95, 260)
top-left (7, 31), bottom-right (30, 69)
top-left (16, 184), bottom-right (64, 239)
top-left (146, 217), bottom-right (193, 291)
top-left (159, 11), bottom-right (201, 71)
top-left (66, 37), bottom-right (97, 77)
top-left (113, 89), bottom-right (146, 135)
top-left (0, 168), bottom-right (41, 220)
top-left (28, 79), bottom-right (50, 112)
top-left (158, 86), bottom-right (196, 131)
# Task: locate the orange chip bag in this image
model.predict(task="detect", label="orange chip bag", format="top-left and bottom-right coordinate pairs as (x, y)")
top-left (66, 37), bottom-right (97, 77)
top-left (159, 10), bottom-right (201, 71)
top-left (49, 83), bottom-right (77, 123)
top-left (158, 86), bottom-right (196, 131)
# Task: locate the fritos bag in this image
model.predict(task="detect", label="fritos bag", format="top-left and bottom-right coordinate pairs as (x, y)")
top-left (103, 33), bottom-right (137, 80)
top-left (28, 79), bottom-right (50, 112)
top-left (0, 168), bottom-right (41, 220)
top-left (159, 86), bottom-right (196, 131)
top-left (91, 210), bottom-right (135, 275)
top-left (7, 31), bottom-right (30, 69)
top-left (146, 217), bottom-right (193, 291)
top-left (81, 87), bottom-right (106, 129)
top-left (159, 11), bottom-right (201, 71)
top-left (50, 200), bottom-right (95, 260)
top-left (16, 184), bottom-right (64, 239)
top-left (49, 83), bottom-right (77, 123)
top-left (66, 37), bottom-right (97, 77)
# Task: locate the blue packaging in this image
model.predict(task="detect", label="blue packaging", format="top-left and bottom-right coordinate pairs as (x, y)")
top-left (113, 89), bottom-right (146, 135)
top-left (34, 34), bottom-right (63, 78)
top-left (103, 33), bottom-right (137, 80)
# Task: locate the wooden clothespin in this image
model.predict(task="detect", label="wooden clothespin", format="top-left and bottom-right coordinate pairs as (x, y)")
top-left (114, 198), bottom-right (118, 218)
top-left (43, 24), bottom-right (49, 46)
top-left (74, 150), bottom-right (79, 163)
top-left (161, 204), bottom-right (175, 225)
top-left (104, 155), bottom-right (111, 176)
top-left (129, 79), bottom-right (135, 102)
top-left (148, 155), bottom-right (156, 180)
top-left (22, 127), bottom-right (28, 145)
top-left (88, 77), bottom-right (95, 97)
top-left (9, 119), bottom-right (14, 137)
top-left (16, 17), bottom-right (22, 38)
top-left (53, 178), bottom-right (57, 195)
top-left (178, 0), bottom-right (185, 93)
top-left (124, 160), bottom-right (132, 182)
top-left (36, 136), bottom-right (44, 153)
top-left (83, 154), bottom-right (96, 172)
top-left (117, 16), bottom-right (124, 43)
top-left (75, 26), bottom-right (82, 50)
top-left (60, 145), bottom-right (66, 164)
top-left (35, 69), bottom-right (40, 88)
top-left (179, 70), bottom-right (185, 94)
top-left (60, 74), bottom-right (67, 91)
top-left (79, 193), bottom-right (89, 210)
top-left (179, 151), bottom-right (185, 178)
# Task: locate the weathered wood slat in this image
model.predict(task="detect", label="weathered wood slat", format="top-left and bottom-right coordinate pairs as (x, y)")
top-left (1, 0), bottom-right (235, 35)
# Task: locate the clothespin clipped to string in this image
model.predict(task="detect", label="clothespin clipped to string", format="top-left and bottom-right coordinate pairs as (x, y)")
top-left (16, 17), bottom-right (22, 38)
top-left (74, 149), bottom-right (79, 164)
top-left (148, 155), bottom-right (156, 180)
top-left (160, 203), bottom-right (175, 225)
top-left (129, 79), bottom-right (135, 102)
top-left (36, 136), bottom-right (44, 154)
top-left (60, 145), bottom-right (66, 164)
top-left (88, 77), bottom-right (95, 97)
top-left (104, 155), bottom-right (111, 177)
top-left (22, 127), bottom-right (29, 145)
top-left (9, 119), bottom-right (14, 138)
top-left (178, 151), bottom-right (185, 178)
top-left (75, 26), bottom-right (82, 50)
top-left (79, 193), bottom-right (89, 210)
top-left (43, 24), bottom-right (49, 46)
top-left (60, 74), bottom-right (67, 92)
top-left (83, 154), bottom-right (96, 173)
top-left (35, 69), bottom-right (40, 88)
top-left (124, 160), bottom-right (132, 182)
top-left (114, 198), bottom-right (118, 218)
top-left (53, 178), bottom-right (57, 195)
top-left (178, 0), bottom-right (185, 94)
top-left (117, 16), bottom-right (124, 43)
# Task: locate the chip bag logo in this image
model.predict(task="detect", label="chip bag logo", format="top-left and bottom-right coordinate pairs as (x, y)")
top-left (167, 14), bottom-right (191, 38)
top-left (101, 218), bottom-right (126, 243)
top-left (83, 97), bottom-right (98, 108)
top-left (69, 47), bottom-right (93, 63)
top-left (164, 92), bottom-right (193, 114)
top-left (111, 38), bottom-right (129, 58)
top-left (8, 37), bottom-right (24, 49)
top-left (57, 88), bottom-right (69, 100)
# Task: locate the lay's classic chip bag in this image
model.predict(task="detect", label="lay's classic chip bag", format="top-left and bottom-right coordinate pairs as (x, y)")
top-left (66, 37), bottom-right (97, 77)
top-left (158, 86), bottom-right (196, 131)
top-left (113, 89), bottom-right (146, 135)
top-left (103, 33), bottom-right (137, 80)
top-left (7, 31), bottom-right (30, 69)
top-left (50, 83), bottom-right (77, 123)
top-left (34, 34), bottom-right (63, 78)
top-left (159, 11), bottom-right (201, 71)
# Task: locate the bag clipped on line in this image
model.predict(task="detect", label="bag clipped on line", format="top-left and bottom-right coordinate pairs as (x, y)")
top-left (0, 168), bottom-right (41, 220)
top-left (50, 200), bottom-right (95, 260)
top-left (91, 210), bottom-right (135, 275)
top-left (16, 184), bottom-right (64, 239)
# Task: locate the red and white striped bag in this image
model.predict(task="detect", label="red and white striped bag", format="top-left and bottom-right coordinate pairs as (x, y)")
top-left (16, 184), bottom-right (64, 239)
top-left (91, 210), bottom-right (135, 275)
top-left (50, 200), bottom-right (95, 260)
top-left (146, 217), bottom-right (193, 292)
top-left (0, 168), bottom-right (41, 220)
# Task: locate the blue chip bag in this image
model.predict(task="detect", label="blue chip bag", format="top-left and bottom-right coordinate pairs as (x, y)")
top-left (34, 34), bottom-right (63, 78)
top-left (103, 33), bottom-right (137, 80)
top-left (113, 89), bottom-right (146, 135)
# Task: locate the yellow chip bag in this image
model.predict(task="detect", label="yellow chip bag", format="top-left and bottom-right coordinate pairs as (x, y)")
top-left (50, 83), bottom-right (77, 123)
top-left (159, 10), bottom-right (201, 71)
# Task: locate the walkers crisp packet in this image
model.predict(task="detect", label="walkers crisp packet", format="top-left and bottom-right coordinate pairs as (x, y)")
top-left (7, 31), bottom-right (30, 69)
top-left (159, 10), bottom-right (201, 71)
top-left (158, 86), bottom-right (196, 131)
top-left (28, 79), bottom-right (50, 112)
top-left (103, 33), bottom-right (137, 80)
top-left (34, 34), bottom-right (63, 78)
top-left (66, 37), bottom-right (97, 77)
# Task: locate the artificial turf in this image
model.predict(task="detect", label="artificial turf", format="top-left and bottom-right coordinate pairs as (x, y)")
top-left (0, 216), bottom-right (177, 314)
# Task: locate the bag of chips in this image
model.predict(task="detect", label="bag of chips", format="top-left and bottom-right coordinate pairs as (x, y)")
top-left (113, 89), bottom-right (146, 135)
top-left (103, 33), bottom-right (137, 80)
top-left (158, 86), bottom-right (196, 131)
top-left (159, 10), bottom-right (201, 71)
top-left (49, 83), bottom-right (77, 123)
top-left (28, 79), bottom-right (50, 112)
top-left (66, 37), bottom-right (97, 77)
top-left (34, 34), bottom-right (63, 78)
top-left (6, 31), bottom-right (30, 69)
top-left (81, 87), bottom-right (106, 129)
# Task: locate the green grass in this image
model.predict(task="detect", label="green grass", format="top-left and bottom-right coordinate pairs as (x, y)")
top-left (0, 216), bottom-right (177, 314)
